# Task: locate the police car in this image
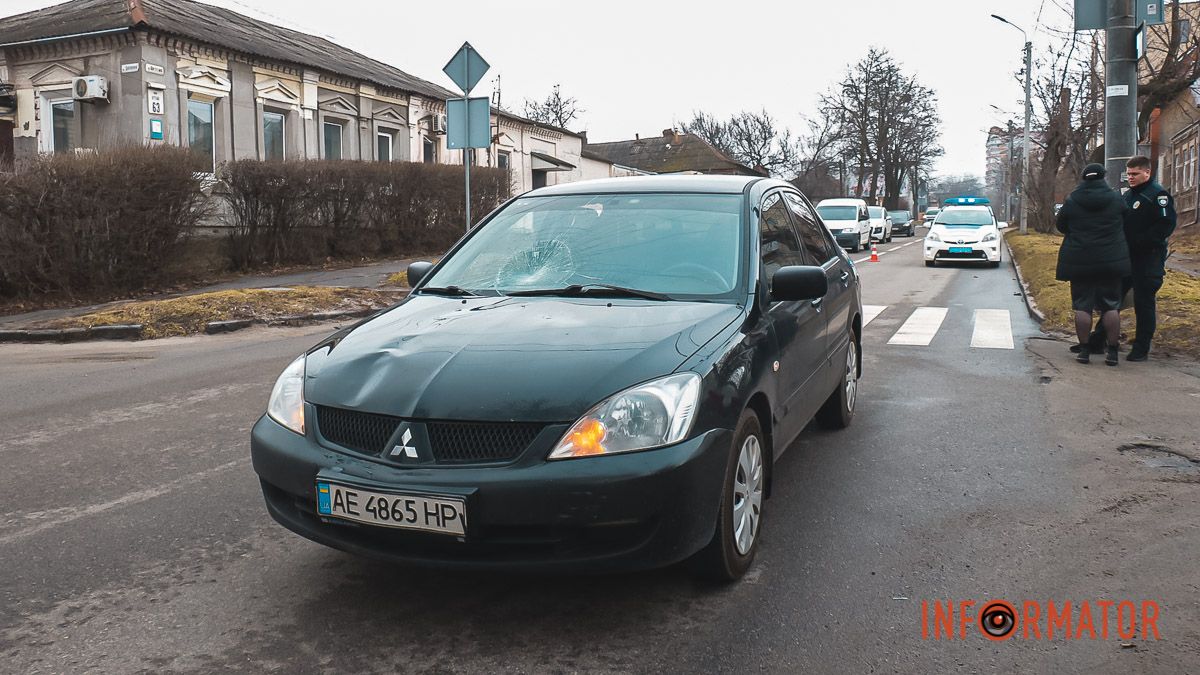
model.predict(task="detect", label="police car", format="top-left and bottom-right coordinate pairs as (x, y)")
top-left (923, 197), bottom-right (1002, 268)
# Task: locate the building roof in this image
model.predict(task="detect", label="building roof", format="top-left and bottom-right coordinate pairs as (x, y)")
top-left (0, 0), bottom-right (456, 100)
top-left (584, 131), bottom-right (766, 176)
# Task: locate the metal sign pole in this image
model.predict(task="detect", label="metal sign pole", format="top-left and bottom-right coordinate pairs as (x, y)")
top-left (465, 101), bottom-right (471, 232)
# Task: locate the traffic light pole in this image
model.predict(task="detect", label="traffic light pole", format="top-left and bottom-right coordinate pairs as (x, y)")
top-left (1105, 0), bottom-right (1138, 189)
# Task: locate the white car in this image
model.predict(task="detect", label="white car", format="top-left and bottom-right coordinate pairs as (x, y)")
top-left (867, 206), bottom-right (892, 243)
top-left (815, 198), bottom-right (872, 252)
top-left (923, 206), bottom-right (1002, 268)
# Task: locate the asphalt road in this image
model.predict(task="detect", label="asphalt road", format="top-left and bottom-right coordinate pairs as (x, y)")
top-left (2, 229), bottom-right (1197, 673)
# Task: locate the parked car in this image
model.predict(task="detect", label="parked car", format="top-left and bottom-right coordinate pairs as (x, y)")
top-left (923, 205), bottom-right (1002, 268)
top-left (888, 209), bottom-right (916, 237)
top-left (816, 197), bottom-right (872, 252)
top-left (867, 206), bottom-right (892, 243)
top-left (252, 175), bottom-right (864, 582)
top-left (923, 207), bottom-right (940, 224)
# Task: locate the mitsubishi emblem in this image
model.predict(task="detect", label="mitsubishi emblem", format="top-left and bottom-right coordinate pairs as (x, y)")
top-left (390, 428), bottom-right (418, 458)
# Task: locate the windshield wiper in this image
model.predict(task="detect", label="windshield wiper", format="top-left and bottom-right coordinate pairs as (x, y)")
top-left (506, 283), bottom-right (670, 301)
top-left (418, 285), bottom-right (480, 297)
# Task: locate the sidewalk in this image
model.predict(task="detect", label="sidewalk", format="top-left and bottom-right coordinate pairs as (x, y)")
top-left (0, 257), bottom-right (418, 329)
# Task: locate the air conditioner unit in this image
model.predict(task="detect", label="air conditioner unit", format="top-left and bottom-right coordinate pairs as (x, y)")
top-left (431, 113), bottom-right (447, 134)
top-left (72, 76), bottom-right (108, 102)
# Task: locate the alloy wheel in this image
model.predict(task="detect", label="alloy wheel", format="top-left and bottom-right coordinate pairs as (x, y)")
top-left (732, 435), bottom-right (764, 555)
top-left (845, 339), bottom-right (858, 412)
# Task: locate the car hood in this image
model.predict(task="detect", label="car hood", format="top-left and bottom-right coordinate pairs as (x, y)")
top-left (931, 225), bottom-right (995, 241)
top-left (303, 295), bottom-right (744, 423)
top-left (824, 219), bottom-right (860, 229)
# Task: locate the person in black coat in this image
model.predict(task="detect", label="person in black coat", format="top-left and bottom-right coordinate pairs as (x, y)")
top-left (1055, 163), bottom-right (1131, 365)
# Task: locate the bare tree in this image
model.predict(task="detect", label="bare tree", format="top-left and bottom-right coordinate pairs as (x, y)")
top-left (523, 84), bottom-right (583, 129)
top-left (682, 109), bottom-right (800, 177)
top-left (1137, 2), bottom-right (1200, 139)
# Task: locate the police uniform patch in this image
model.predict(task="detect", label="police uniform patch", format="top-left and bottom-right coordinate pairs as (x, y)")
top-left (1133, 201), bottom-right (1141, 209)
top-left (1157, 195), bottom-right (1169, 206)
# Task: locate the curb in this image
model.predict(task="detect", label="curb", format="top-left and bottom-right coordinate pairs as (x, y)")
top-left (1005, 235), bottom-right (1046, 325)
top-left (0, 323), bottom-right (143, 343)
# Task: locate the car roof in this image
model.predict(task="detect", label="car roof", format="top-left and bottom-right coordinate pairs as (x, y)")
top-left (817, 198), bottom-right (867, 206)
top-left (524, 175), bottom-right (765, 197)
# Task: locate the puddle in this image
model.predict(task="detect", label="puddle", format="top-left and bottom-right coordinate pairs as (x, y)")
top-left (1118, 442), bottom-right (1200, 473)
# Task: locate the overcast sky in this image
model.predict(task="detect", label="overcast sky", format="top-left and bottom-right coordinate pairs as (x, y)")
top-left (8, 0), bottom-right (1074, 177)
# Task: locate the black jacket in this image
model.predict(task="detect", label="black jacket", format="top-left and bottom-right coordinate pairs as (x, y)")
top-left (1124, 180), bottom-right (1176, 277)
top-left (1055, 179), bottom-right (1131, 281)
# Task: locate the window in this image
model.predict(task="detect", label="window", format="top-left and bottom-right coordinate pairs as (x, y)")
top-left (497, 150), bottom-right (510, 170)
top-left (323, 122), bottom-right (343, 160)
top-left (785, 193), bottom-right (835, 263)
top-left (423, 136), bottom-right (436, 164)
top-left (759, 192), bottom-right (806, 281)
top-left (187, 99), bottom-right (214, 170)
top-left (377, 131), bottom-right (393, 162)
top-left (50, 100), bottom-right (76, 154)
top-left (263, 111), bottom-right (285, 161)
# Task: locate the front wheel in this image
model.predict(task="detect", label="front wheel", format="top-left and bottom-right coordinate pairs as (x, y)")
top-left (924, 260), bottom-right (935, 267)
top-left (691, 410), bottom-right (766, 582)
top-left (816, 329), bottom-right (858, 429)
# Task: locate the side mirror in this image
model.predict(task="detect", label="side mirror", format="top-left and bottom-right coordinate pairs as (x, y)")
top-left (771, 266), bottom-right (828, 302)
top-left (406, 261), bottom-right (435, 288)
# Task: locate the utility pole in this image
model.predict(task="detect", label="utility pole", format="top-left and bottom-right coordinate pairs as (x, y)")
top-left (1105, 0), bottom-right (1138, 189)
top-left (1007, 121), bottom-right (1016, 222)
top-left (1020, 38), bottom-right (1032, 234)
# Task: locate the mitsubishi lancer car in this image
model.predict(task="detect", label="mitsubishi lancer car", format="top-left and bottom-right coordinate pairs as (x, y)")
top-left (251, 175), bottom-right (864, 582)
top-left (923, 205), bottom-right (1002, 267)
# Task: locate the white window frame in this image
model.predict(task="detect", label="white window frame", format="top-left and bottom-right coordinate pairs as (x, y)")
top-left (263, 110), bottom-right (286, 161)
top-left (187, 98), bottom-right (216, 172)
top-left (323, 121), bottom-right (344, 160)
top-left (39, 91), bottom-right (76, 154)
top-left (376, 130), bottom-right (393, 162)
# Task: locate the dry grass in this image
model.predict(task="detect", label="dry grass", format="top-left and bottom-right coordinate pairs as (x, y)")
top-left (1007, 231), bottom-right (1200, 358)
top-left (34, 287), bottom-right (403, 339)
top-left (1169, 227), bottom-right (1200, 256)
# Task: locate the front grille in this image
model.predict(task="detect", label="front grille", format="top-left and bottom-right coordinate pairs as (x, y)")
top-left (314, 406), bottom-right (544, 464)
top-left (315, 406), bottom-right (400, 456)
top-left (939, 250), bottom-right (987, 259)
top-left (427, 421), bottom-right (544, 463)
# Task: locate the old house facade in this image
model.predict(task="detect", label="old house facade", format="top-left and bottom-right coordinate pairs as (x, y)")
top-left (0, 0), bottom-right (599, 193)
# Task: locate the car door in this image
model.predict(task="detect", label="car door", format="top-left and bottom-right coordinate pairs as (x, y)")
top-left (787, 191), bottom-right (853, 392)
top-left (758, 190), bottom-right (827, 446)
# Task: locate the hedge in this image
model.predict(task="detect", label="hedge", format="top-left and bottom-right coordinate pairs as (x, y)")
top-left (218, 160), bottom-right (511, 270)
top-left (0, 148), bottom-right (513, 298)
top-left (0, 146), bottom-right (210, 297)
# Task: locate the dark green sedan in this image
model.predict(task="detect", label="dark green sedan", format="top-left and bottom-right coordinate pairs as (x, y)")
top-left (252, 175), bottom-right (863, 581)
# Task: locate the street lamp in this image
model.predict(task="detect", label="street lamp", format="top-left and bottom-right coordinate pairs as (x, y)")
top-left (992, 13), bottom-right (1032, 235)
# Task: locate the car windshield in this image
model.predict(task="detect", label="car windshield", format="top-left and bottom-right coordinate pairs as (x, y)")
top-left (868, 206), bottom-right (886, 218)
top-left (423, 192), bottom-right (744, 299)
top-left (936, 209), bottom-right (994, 227)
top-left (926, 208), bottom-right (939, 215)
top-left (817, 205), bottom-right (857, 221)
top-left (888, 211), bottom-right (909, 220)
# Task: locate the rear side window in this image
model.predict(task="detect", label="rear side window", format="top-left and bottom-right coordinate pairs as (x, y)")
top-left (759, 192), bottom-right (806, 279)
top-left (785, 193), bottom-right (835, 263)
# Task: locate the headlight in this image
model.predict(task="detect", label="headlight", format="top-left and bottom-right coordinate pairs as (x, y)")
top-left (982, 232), bottom-right (998, 242)
top-left (926, 231), bottom-right (941, 242)
top-left (548, 373), bottom-right (702, 460)
top-left (268, 355), bottom-right (306, 435)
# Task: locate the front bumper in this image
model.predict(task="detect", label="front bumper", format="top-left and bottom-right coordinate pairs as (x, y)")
top-left (834, 230), bottom-right (864, 247)
top-left (923, 240), bottom-right (1001, 263)
top-left (251, 414), bottom-right (732, 573)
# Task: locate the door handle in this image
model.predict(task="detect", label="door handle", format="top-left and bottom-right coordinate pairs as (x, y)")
top-left (810, 297), bottom-right (824, 309)
top-left (839, 270), bottom-right (850, 285)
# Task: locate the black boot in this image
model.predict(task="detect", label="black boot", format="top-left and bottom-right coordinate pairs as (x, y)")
top-left (1126, 345), bottom-right (1149, 362)
top-left (1106, 344), bottom-right (1120, 366)
top-left (1076, 344), bottom-right (1090, 363)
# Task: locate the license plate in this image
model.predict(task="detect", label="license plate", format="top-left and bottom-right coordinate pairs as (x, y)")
top-left (316, 481), bottom-right (466, 536)
top-left (949, 246), bottom-right (973, 253)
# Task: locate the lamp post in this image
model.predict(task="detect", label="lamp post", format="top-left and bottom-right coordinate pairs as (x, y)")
top-left (992, 14), bottom-right (1032, 235)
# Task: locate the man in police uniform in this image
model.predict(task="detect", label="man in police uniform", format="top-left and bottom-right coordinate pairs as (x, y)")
top-left (1122, 155), bottom-right (1176, 361)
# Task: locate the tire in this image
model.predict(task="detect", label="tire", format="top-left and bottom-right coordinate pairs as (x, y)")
top-left (816, 328), bottom-right (859, 429)
top-left (989, 261), bottom-right (1001, 268)
top-left (691, 410), bottom-right (766, 583)
top-left (909, 226), bottom-right (915, 237)
top-left (924, 260), bottom-right (935, 267)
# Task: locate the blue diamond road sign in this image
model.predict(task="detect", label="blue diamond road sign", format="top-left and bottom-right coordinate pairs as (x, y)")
top-left (442, 42), bottom-right (489, 94)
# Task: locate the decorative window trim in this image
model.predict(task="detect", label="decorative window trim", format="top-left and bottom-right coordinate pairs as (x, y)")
top-left (176, 65), bottom-right (231, 98)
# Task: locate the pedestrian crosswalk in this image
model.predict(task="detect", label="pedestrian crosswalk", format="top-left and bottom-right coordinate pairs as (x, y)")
top-left (862, 305), bottom-right (1016, 350)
